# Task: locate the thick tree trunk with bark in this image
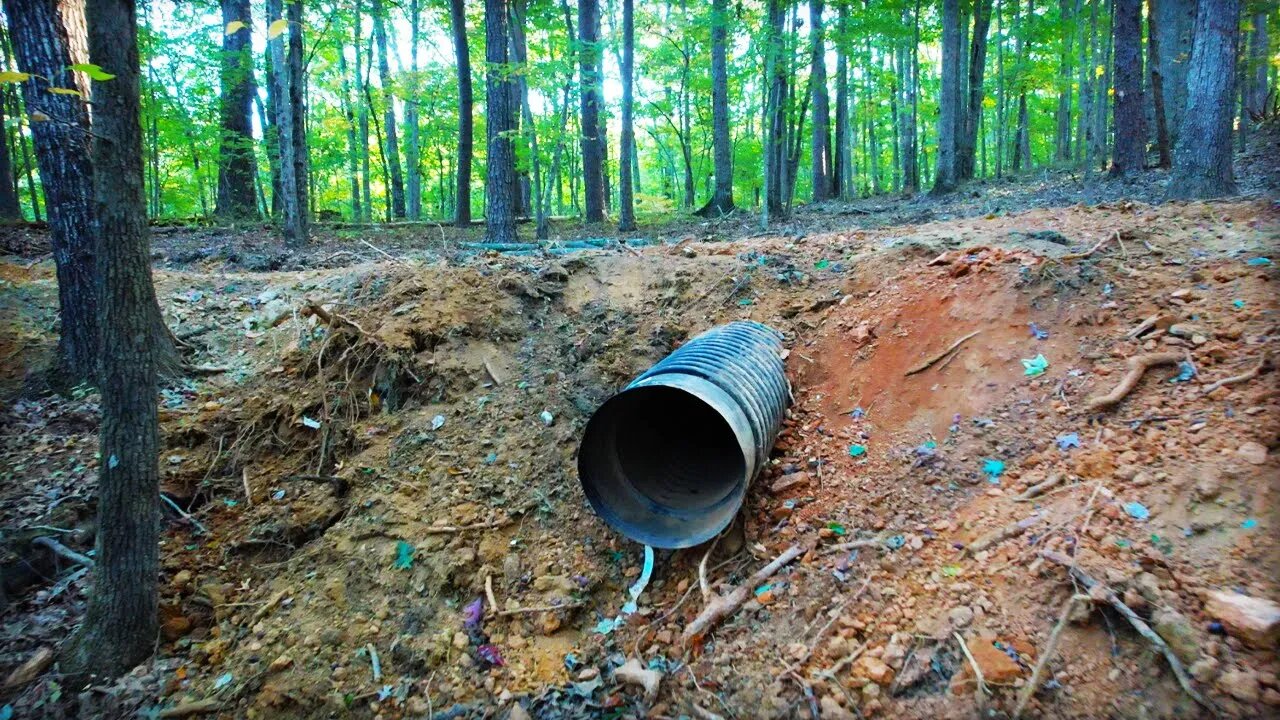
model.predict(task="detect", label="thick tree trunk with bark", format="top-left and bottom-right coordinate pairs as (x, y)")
top-left (1111, 0), bottom-right (1145, 175)
top-left (216, 0), bottom-right (258, 220)
top-left (484, 0), bottom-right (518, 242)
top-left (903, 1), bottom-right (921, 193)
top-left (617, 0), bottom-right (637, 230)
top-left (1054, 0), bottom-right (1075, 163)
top-left (698, 0), bottom-right (735, 216)
top-left (1149, 0), bottom-right (1173, 168)
top-left (509, 0), bottom-right (546, 237)
top-left (1169, 0), bottom-right (1239, 198)
top-left (932, 0), bottom-right (961, 194)
top-left (372, 0), bottom-right (405, 219)
top-left (959, 0), bottom-right (992, 179)
top-left (286, 0), bottom-right (308, 230)
top-left (809, 0), bottom-right (831, 202)
top-left (1153, 0), bottom-right (1197, 150)
top-left (579, 0), bottom-right (605, 222)
top-left (59, 0), bottom-right (160, 685)
top-left (267, 0), bottom-right (306, 244)
top-left (449, 0), bottom-right (473, 226)
top-left (1246, 12), bottom-right (1269, 114)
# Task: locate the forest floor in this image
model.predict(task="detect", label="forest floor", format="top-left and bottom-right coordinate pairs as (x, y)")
top-left (2, 143), bottom-right (1279, 719)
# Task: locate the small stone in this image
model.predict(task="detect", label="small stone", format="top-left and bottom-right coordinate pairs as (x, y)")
top-left (1203, 590), bottom-right (1280, 648)
top-left (1189, 656), bottom-right (1220, 683)
top-left (172, 570), bottom-right (193, 589)
top-left (508, 703), bottom-right (533, 720)
top-left (577, 667), bottom-right (599, 682)
top-left (819, 695), bottom-right (855, 720)
top-left (269, 654), bottom-right (293, 672)
top-left (1262, 688), bottom-right (1280, 706)
top-left (949, 606), bottom-right (974, 628)
top-left (1151, 610), bottom-right (1199, 664)
top-left (452, 631), bottom-right (469, 649)
top-left (1193, 472), bottom-right (1221, 501)
top-left (161, 616), bottom-right (192, 641)
top-left (771, 472), bottom-right (811, 494)
top-left (539, 612), bottom-right (561, 635)
top-left (858, 656), bottom-right (894, 685)
top-left (963, 637), bottom-right (1024, 683)
top-left (1237, 442), bottom-right (1268, 465)
top-left (1218, 669), bottom-right (1261, 703)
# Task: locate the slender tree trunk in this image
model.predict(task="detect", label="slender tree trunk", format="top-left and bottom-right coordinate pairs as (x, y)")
top-left (215, 0), bottom-right (258, 219)
top-left (618, 0), bottom-right (637, 230)
top-left (809, 0), bottom-right (831, 202)
top-left (484, 0), bottom-right (518, 241)
top-left (267, 0), bottom-right (305, 244)
top-left (959, 0), bottom-right (993, 179)
top-left (286, 0), bottom-right (308, 233)
top-left (1111, 0), bottom-right (1145, 175)
top-left (1013, 0), bottom-right (1033, 171)
top-left (1246, 11), bottom-right (1269, 114)
top-left (510, 0), bottom-right (547, 238)
top-left (997, 0), bottom-right (1006, 176)
top-left (512, 0), bottom-right (532, 216)
top-left (405, 0), bottom-right (421, 220)
top-left (59, 0), bottom-right (160, 684)
top-left (338, 37), bottom-right (362, 219)
top-left (372, 0), bottom-right (405, 218)
top-left (448, 0), bottom-right (473, 226)
top-left (0, 92), bottom-right (19, 220)
top-left (1149, 0), bottom-right (1173, 167)
top-left (933, 0), bottom-right (962, 193)
top-left (835, 2), bottom-right (852, 199)
top-left (762, 0), bottom-right (783, 224)
top-left (904, 0), bottom-right (921, 192)
top-left (1053, 0), bottom-right (1075, 163)
top-left (698, 0), bottom-right (735, 216)
top-left (579, 0), bottom-right (605, 221)
top-left (1169, 0), bottom-right (1239, 198)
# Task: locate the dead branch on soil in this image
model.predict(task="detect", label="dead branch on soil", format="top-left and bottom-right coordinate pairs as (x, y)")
top-left (1124, 313), bottom-right (1174, 339)
top-left (1084, 352), bottom-right (1182, 411)
top-left (31, 536), bottom-right (94, 568)
top-left (157, 699), bottom-right (222, 718)
top-left (424, 517), bottom-right (513, 534)
top-left (1038, 550), bottom-right (1217, 713)
top-left (1014, 473), bottom-right (1064, 501)
top-left (1012, 594), bottom-right (1086, 720)
top-left (1201, 353), bottom-right (1272, 395)
top-left (954, 632), bottom-right (989, 713)
top-left (1058, 230), bottom-right (1119, 261)
top-left (301, 303), bottom-right (376, 340)
top-left (966, 513), bottom-right (1044, 554)
top-left (819, 537), bottom-right (889, 555)
top-left (161, 494), bottom-right (209, 534)
top-left (2, 646), bottom-right (54, 692)
top-left (485, 574), bottom-right (585, 618)
top-left (682, 543), bottom-right (806, 645)
top-left (904, 330), bottom-right (982, 376)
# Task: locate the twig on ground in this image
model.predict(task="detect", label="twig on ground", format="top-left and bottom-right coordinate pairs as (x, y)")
top-left (157, 700), bottom-right (222, 718)
top-left (1084, 352), bottom-right (1182, 411)
top-left (1014, 473), bottom-right (1064, 501)
top-left (682, 543), bottom-right (806, 644)
top-left (699, 531), bottom-right (725, 599)
top-left (1059, 230), bottom-right (1117, 261)
top-left (1201, 353), bottom-right (1271, 395)
top-left (423, 517), bottom-right (513, 534)
top-left (904, 330), bottom-right (982, 376)
top-left (819, 537), bottom-right (887, 555)
top-left (781, 577), bottom-right (870, 678)
top-left (161, 494), bottom-right (209, 534)
top-left (32, 536), bottom-right (94, 568)
top-left (365, 643), bottom-right (382, 682)
top-left (242, 467), bottom-right (254, 505)
top-left (1124, 313), bottom-right (1173, 339)
top-left (359, 238), bottom-right (410, 267)
top-left (1039, 550), bottom-right (1216, 712)
top-left (1012, 594), bottom-right (1085, 719)
top-left (485, 573), bottom-right (585, 617)
top-left (953, 631), bottom-right (988, 713)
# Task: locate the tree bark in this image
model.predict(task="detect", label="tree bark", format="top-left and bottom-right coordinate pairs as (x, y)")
top-left (932, 0), bottom-right (961, 193)
top-left (59, 0), bottom-right (160, 685)
top-left (1168, 0), bottom-right (1239, 198)
top-left (959, 0), bottom-right (992, 179)
top-left (215, 0), bottom-right (258, 220)
top-left (1246, 11), bottom-right (1269, 114)
top-left (1153, 0), bottom-right (1198, 150)
top-left (0, 82), bottom-right (21, 220)
top-left (697, 0), bottom-right (735, 216)
top-left (338, 28), bottom-right (362, 220)
top-left (448, 0), bottom-right (473, 226)
top-left (809, 0), bottom-right (831, 202)
top-left (834, 2), bottom-right (852, 198)
top-left (286, 0), bottom-right (309, 233)
top-left (617, 0), bottom-right (637, 230)
top-left (484, 0), bottom-right (518, 242)
top-left (371, 0), bottom-right (405, 219)
top-left (267, 0), bottom-right (306, 244)
top-left (405, 0), bottom-right (422, 220)
top-left (1111, 0), bottom-right (1146, 175)
top-left (1053, 0), bottom-right (1075, 163)
top-left (1149, 0), bottom-right (1173, 168)
top-left (903, 0), bottom-right (921, 192)
top-left (579, 0), bottom-right (605, 222)
top-left (509, 0), bottom-right (547, 238)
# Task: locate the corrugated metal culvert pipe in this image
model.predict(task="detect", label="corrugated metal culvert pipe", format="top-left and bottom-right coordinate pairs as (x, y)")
top-left (577, 322), bottom-right (791, 549)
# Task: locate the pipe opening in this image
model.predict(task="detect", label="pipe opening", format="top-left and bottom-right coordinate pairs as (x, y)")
top-left (578, 384), bottom-right (747, 547)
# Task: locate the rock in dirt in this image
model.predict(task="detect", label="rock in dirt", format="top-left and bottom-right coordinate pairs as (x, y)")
top-left (819, 695), bottom-right (856, 720)
top-left (771, 471), bottom-right (810, 494)
top-left (856, 656), bottom-right (895, 685)
top-left (1203, 590), bottom-right (1280, 648)
top-left (1217, 669), bottom-right (1261, 703)
top-left (2, 646), bottom-right (53, 691)
top-left (1151, 609), bottom-right (1200, 664)
top-left (1189, 656), bottom-right (1220, 683)
top-left (614, 657), bottom-right (662, 704)
top-left (948, 605), bottom-right (974, 628)
top-left (963, 637), bottom-right (1024, 684)
top-left (1236, 442), bottom-right (1269, 466)
top-left (507, 703), bottom-right (532, 720)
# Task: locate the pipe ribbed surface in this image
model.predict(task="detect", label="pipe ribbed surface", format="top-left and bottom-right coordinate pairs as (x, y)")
top-left (577, 322), bottom-right (790, 548)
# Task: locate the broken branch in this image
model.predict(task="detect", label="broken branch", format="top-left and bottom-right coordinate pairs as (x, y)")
top-left (904, 330), bottom-right (982, 376)
top-left (1084, 352), bottom-right (1182, 411)
top-left (1201, 353), bottom-right (1271, 395)
top-left (682, 543), bottom-right (805, 644)
top-left (954, 632), bottom-right (988, 713)
top-left (1012, 594), bottom-right (1084, 719)
top-left (32, 536), bottom-right (94, 568)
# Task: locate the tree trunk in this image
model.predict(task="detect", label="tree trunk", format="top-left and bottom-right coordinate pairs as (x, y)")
top-left (1013, 0), bottom-right (1032, 172)
top-left (1168, 0), bottom-right (1238, 198)
top-left (286, 0), bottom-right (309, 233)
top-left (697, 0), bottom-right (735, 216)
top-left (509, 0), bottom-right (547, 238)
top-left (903, 0), bottom-right (921, 192)
top-left (1053, 0), bottom-right (1075, 163)
top-left (762, 0), bottom-right (784, 223)
top-left (372, 0), bottom-right (405, 219)
top-left (338, 30), bottom-right (362, 220)
top-left (484, 0), bottom-right (518, 241)
top-left (448, 0), bottom-right (473, 226)
top-left (579, 0), bottom-right (605, 221)
top-left (1111, 0), bottom-right (1145, 175)
top-left (267, 0), bottom-right (306, 244)
top-left (932, 0), bottom-right (961, 193)
top-left (215, 0), bottom-right (258, 220)
top-left (59, 0), bottom-right (160, 685)
top-left (1246, 11), bottom-right (1269, 114)
top-left (405, 0), bottom-right (421, 220)
top-left (618, 0), bottom-right (637, 230)
top-left (0, 87), bottom-right (20, 220)
top-left (1149, 0), bottom-right (1173, 168)
top-left (809, 0), bottom-right (831, 202)
top-left (1153, 0), bottom-right (1197, 150)
top-left (834, 2), bottom-right (852, 199)
top-left (959, 0), bottom-right (992, 179)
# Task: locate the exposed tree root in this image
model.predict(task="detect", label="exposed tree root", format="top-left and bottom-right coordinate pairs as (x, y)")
top-left (682, 543), bottom-right (805, 645)
top-left (1201, 353), bottom-right (1271, 395)
top-left (1084, 352), bottom-right (1182, 411)
top-left (32, 536), bottom-right (94, 568)
top-left (904, 330), bottom-right (982, 376)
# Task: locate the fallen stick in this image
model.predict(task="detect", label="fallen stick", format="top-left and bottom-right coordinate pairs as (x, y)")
top-left (1012, 594), bottom-right (1084, 719)
top-left (161, 494), bottom-right (209, 534)
top-left (423, 517), bottom-right (512, 534)
top-left (242, 467), bottom-right (254, 505)
top-left (966, 513), bottom-right (1044, 554)
top-left (2, 646), bottom-right (54, 691)
top-left (1084, 352), bottom-right (1182, 411)
top-left (1058, 230), bottom-right (1118, 261)
top-left (1201, 353), bottom-right (1271, 395)
top-left (32, 536), bottom-right (94, 568)
top-left (1014, 473), bottom-right (1065, 501)
top-left (905, 330), bottom-right (982, 376)
top-left (819, 537), bottom-right (888, 555)
top-left (1124, 313), bottom-right (1171, 339)
top-left (366, 643), bottom-right (382, 682)
top-left (485, 574), bottom-right (584, 617)
top-left (682, 543), bottom-right (805, 644)
top-left (954, 632), bottom-right (988, 713)
top-left (157, 699), bottom-right (222, 718)
top-left (1039, 550), bottom-right (1216, 712)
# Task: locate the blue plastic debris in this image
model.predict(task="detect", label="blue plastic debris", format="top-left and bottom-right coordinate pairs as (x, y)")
top-left (1242, 518), bottom-right (1258, 530)
top-left (1233, 299), bottom-right (1246, 309)
top-left (982, 458), bottom-right (1005, 481)
top-left (1022, 354), bottom-right (1049, 377)
top-left (916, 440), bottom-right (938, 456)
top-left (1103, 283), bottom-right (1114, 296)
top-left (1055, 433), bottom-right (1081, 450)
top-left (849, 444), bottom-right (867, 457)
top-left (431, 414), bottom-right (446, 431)
top-left (1029, 323), bottom-right (1050, 340)
top-left (1123, 502), bottom-right (1150, 521)
top-left (850, 406), bottom-right (866, 419)
top-left (885, 535), bottom-right (906, 550)
top-left (1246, 257), bottom-right (1272, 266)
top-left (1171, 361), bottom-right (1197, 383)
